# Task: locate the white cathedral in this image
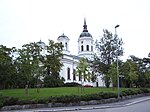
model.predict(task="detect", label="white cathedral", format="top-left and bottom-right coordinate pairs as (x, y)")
top-left (38, 19), bottom-right (105, 87)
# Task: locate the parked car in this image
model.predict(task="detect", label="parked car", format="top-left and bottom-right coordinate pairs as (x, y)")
top-left (83, 84), bottom-right (93, 88)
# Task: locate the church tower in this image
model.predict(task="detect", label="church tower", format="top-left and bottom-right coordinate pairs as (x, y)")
top-left (78, 18), bottom-right (94, 59)
top-left (37, 40), bottom-right (46, 56)
top-left (57, 33), bottom-right (70, 55)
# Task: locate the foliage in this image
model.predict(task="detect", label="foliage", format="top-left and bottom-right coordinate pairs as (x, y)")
top-left (76, 57), bottom-right (91, 84)
top-left (120, 88), bottom-right (150, 97)
top-left (16, 42), bottom-right (44, 94)
top-left (92, 29), bottom-right (124, 88)
top-left (43, 40), bottom-right (64, 87)
top-left (123, 55), bottom-right (150, 88)
top-left (44, 75), bottom-right (65, 87)
top-left (50, 95), bottom-right (81, 103)
top-left (0, 94), bottom-right (18, 108)
top-left (0, 39), bottom-right (64, 89)
top-left (108, 62), bottom-right (117, 87)
top-left (0, 87), bottom-right (150, 108)
top-left (0, 45), bottom-right (17, 89)
top-left (64, 82), bottom-right (81, 87)
top-left (76, 57), bottom-right (92, 93)
top-left (120, 59), bottom-right (138, 88)
top-left (1, 88), bottom-right (150, 108)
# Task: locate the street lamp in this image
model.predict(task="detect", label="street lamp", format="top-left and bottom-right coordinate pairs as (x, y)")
top-left (115, 25), bottom-right (120, 98)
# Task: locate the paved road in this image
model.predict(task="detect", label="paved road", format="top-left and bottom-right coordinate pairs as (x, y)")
top-left (5, 96), bottom-right (150, 112)
top-left (70, 100), bottom-right (150, 112)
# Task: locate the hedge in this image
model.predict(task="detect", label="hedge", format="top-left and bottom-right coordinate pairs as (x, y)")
top-left (0, 88), bottom-right (150, 108)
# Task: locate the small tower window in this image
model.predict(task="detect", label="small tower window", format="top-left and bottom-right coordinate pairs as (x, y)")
top-left (67, 67), bottom-right (70, 80)
top-left (81, 45), bottom-right (84, 51)
top-left (91, 46), bottom-right (93, 51)
top-left (86, 45), bottom-right (89, 51)
top-left (65, 42), bottom-right (67, 50)
top-left (81, 41), bottom-right (83, 44)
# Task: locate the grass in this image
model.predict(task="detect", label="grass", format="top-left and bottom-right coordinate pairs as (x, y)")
top-left (0, 87), bottom-right (130, 100)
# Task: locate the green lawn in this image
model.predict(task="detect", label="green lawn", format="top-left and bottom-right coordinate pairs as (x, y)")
top-left (0, 87), bottom-right (129, 100)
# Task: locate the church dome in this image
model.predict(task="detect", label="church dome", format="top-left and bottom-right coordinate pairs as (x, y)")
top-left (58, 33), bottom-right (69, 40)
top-left (37, 40), bottom-right (45, 45)
top-left (79, 18), bottom-right (92, 38)
top-left (37, 40), bottom-right (45, 44)
top-left (80, 32), bottom-right (92, 38)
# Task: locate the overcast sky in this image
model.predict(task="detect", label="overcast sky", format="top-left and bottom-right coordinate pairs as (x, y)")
top-left (0, 0), bottom-right (150, 60)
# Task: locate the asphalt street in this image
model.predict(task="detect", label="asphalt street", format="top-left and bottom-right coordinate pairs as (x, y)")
top-left (67, 99), bottom-right (150, 112)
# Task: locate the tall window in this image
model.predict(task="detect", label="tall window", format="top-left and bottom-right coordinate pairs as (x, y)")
top-left (81, 45), bottom-right (84, 51)
top-left (73, 69), bottom-right (76, 80)
top-left (86, 45), bottom-right (89, 51)
top-left (67, 67), bottom-right (70, 80)
top-left (79, 74), bottom-right (81, 81)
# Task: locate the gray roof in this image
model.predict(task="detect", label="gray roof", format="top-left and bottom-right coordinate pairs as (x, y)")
top-left (37, 40), bottom-right (45, 45)
top-left (58, 33), bottom-right (69, 40)
top-left (63, 54), bottom-right (80, 60)
top-left (80, 32), bottom-right (92, 38)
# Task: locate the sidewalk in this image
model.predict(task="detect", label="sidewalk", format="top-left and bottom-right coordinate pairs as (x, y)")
top-left (7, 96), bottom-right (150, 112)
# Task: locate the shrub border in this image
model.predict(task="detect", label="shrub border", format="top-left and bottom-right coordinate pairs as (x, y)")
top-left (0, 88), bottom-right (150, 111)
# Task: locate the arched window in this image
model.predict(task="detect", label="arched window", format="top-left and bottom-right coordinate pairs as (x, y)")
top-left (73, 69), bottom-right (76, 81)
top-left (91, 46), bottom-right (93, 51)
top-left (67, 67), bottom-right (70, 80)
top-left (81, 45), bottom-right (84, 51)
top-left (86, 45), bottom-right (89, 51)
top-left (79, 74), bottom-right (81, 81)
top-left (65, 42), bottom-right (67, 50)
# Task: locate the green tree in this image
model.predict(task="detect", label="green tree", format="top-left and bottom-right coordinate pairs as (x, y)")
top-left (143, 57), bottom-right (150, 87)
top-left (94, 29), bottom-right (124, 88)
top-left (76, 57), bottom-right (91, 93)
top-left (108, 62), bottom-right (117, 88)
top-left (121, 59), bottom-right (138, 88)
top-left (0, 45), bottom-right (17, 89)
top-left (16, 42), bottom-right (42, 94)
top-left (43, 40), bottom-right (64, 87)
top-left (129, 56), bottom-right (144, 87)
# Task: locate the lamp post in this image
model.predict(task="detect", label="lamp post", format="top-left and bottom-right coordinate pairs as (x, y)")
top-left (115, 25), bottom-right (120, 98)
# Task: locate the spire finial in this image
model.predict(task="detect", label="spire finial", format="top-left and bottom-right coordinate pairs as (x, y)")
top-left (83, 18), bottom-right (88, 32)
top-left (84, 18), bottom-right (86, 25)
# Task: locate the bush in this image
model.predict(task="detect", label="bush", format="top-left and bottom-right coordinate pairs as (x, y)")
top-left (120, 88), bottom-right (150, 97)
top-left (37, 98), bottom-right (48, 104)
top-left (64, 82), bottom-right (81, 87)
top-left (80, 93), bottom-right (101, 101)
top-left (140, 88), bottom-right (150, 93)
top-left (100, 92), bottom-right (117, 99)
top-left (51, 95), bottom-right (80, 103)
top-left (0, 95), bottom-right (19, 108)
top-left (16, 99), bottom-right (37, 105)
top-left (121, 89), bottom-right (137, 96)
top-left (135, 89), bottom-right (143, 94)
top-left (1, 88), bottom-right (150, 108)
top-left (80, 92), bottom-right (117, 101)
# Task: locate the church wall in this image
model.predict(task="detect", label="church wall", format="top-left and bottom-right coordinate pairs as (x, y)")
top-left (60, 57), bottom-right (94, 86)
